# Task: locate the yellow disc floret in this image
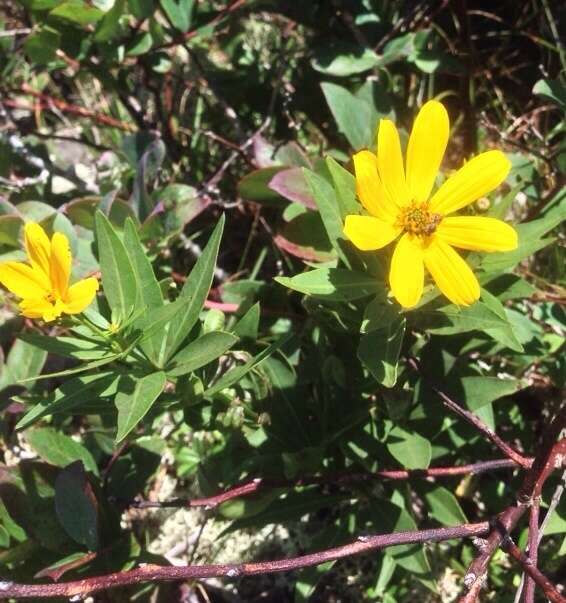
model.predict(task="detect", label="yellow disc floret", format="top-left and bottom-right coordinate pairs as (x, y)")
top-left (399, 202), bottom-right (443, 237)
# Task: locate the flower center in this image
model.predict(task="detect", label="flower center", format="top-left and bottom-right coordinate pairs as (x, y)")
top-left (399, 202), bottom-right (442, 236)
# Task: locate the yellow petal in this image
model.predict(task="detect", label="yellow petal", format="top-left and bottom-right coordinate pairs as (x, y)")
top-left (63, 277), bottom-right (99, 314)
top-left (24, 222), bottom-right (51, 277)
top-left (344, 215), bottom-right (401, 251)
top-left (353, 150), bottom-right (397, 223)
top-left (377, 119), bottom-right (412, 207)
top-left (0, 262), bottom-right (50, 299)
top-left (429, 150), bottom-right (511, 215)
top-left (50, 232), bottom-right (71, 299)
top-left (389, 234), bottom-right (424, 308)
top-left (19, 298), bottom-right (62, 322)
top-left (436, 217), bottom-right (518, 252)
top-left (406, 100), bottom-right (449, 203)
top-left (423, 238), bottom-right (480, 306)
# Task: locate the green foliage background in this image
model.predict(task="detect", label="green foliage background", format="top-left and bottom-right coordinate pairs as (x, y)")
top-left (0, 1), bottom-right (564, 601)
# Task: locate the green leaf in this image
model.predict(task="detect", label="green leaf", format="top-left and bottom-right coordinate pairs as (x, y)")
top-left (238, 167), bottom-right (286, 205)
top-left (162, 215), bottom-right (225, 362)
top-left (218, 490), bottom-right (280, 520)
top-left (49, 1), bottom-right (104, 24)
top-left (19, 333), bottom-right (109, 361)
top-left (55, 462), bottom-right (99, 551)
top-left (24, 26), bottom-right (61, 64)
top-left (459, 376), bottom-right (522, 412)
top-left (160, 0), bottom-right (195, 33)
top-left (478, 200), bottom-right (565, 273)
top-left (115, 371), bottom-right (167, 443)
top-left (312, 44), bottom-right (381, 76)
top-left (276, 210), bottom-right (336, 263)
top-left (370, 497), bottom-right (433, 584)
top-left (321, 82), bottom-right (378, 150)
top-left (16, 371), bottom-right (120, 430)
top-left (387, 426), bottom-right (432, 469)
top-left (126, 31), bottom-right (152, 56)
top-left (123, 219), bottom-right (164, 361)
top-left (94, 211), bottom-right (138, 322)
top-left (418, 302), bottom-right (512, 335)
top-left (232, 303), bottom-right (260, 339)
top-left (276, 268), bottom-right (383, 301)
top-left (425, 486), bottom-right (467, 526)
top-left (94, 0), bottom-right (126, 42)
top-left (480, 289), bottom-right (524, 351)
top-left (204, 335), bottom-right (290, 398)
top-left (0, 339), bottom-right (47, 391)
top-left (325, 157), bottom-right (359, 218)
top-left (0, 499), bottom-right (26, 543)
top-left (222, 491), bottom-right (347, 535)
top-left (26, 428), bottom-right (99, 476)
top-left (533, 78), bottom-right (566, 107)
top-left (167, 332), bottom-right (238, 377)
top-left (361, 298), bottom-right (400, 333)
top-left (358, 317), bottom-right (405, 387)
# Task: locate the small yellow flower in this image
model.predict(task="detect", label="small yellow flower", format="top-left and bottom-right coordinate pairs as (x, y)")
top-left (0, 222), bottom-right (99, 322)
top-left (344, 100), bottom-right (518, 308)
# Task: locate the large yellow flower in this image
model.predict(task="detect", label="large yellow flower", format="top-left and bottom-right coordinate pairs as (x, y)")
top-left (0, 222), bottom-right (98, 322)
top-left (343, 100), bottom-right (518, 308)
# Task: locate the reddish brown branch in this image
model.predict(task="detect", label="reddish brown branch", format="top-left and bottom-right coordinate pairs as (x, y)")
top-left (459, 404), bottom-right (566, 603)
top-left (524, 499), bottom-right (540, 603)
top-left (0, 522), bottom-right (490, 600)
top-left (8, 85), bottom-right (136, 132)
top-left (130, 458), bottom-right (528, 510)
top-left (408, 358), bottom-right (531, 468)
top-left (501, 534), bottom-right (565, 603)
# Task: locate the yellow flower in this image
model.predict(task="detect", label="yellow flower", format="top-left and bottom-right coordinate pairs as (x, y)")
top-left (0, 222), bottom-right (98, 322)
top-left (343, 100), bottom-right (518, 308)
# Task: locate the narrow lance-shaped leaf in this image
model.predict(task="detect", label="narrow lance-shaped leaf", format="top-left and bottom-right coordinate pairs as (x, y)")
top-left (161, 214), bottom-right (225, 363)
top-left (94, 211), bottom-right (138, 322)
top-left (124, 218), bottom-right (165, 362)
top-left (115, 371), bottom-right (167, 443)
top-left (276, 267), bottom-right (385, 301)
top-left (167, 332), bottom-right (238, 377)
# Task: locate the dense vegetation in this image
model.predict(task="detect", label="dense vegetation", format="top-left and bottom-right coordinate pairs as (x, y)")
top-left (0, 1), bottom-right (564, 601)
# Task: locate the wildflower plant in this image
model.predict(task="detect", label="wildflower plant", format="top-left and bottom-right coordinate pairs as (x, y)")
top-left (0, 2), bottom-right (564, 602)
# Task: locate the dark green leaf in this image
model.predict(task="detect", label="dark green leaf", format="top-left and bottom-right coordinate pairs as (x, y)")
top-left (55, 462), bottom-right (99, 551)
top-left (276, 268), bottom-right (384, 301)
top-left (26, 428), bottom-right (99, 475)
top-left (162, 215), bottom-right (225, 362)
top-left (115, 371), bottom-right (167, 442)
top-left (167, 332), bottom-right (238, 377)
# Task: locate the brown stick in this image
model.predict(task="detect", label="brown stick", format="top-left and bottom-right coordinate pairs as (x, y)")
top-left (8, 85), bottom-right (137, 132)
top-left (501, 534), bottom-right (566, 603)
top-left (0, 522), bottom-right (490, 600)
top-left (523, 499), bottom-right (540, 603)
top-left (129, 458), bottom-right (529, 510)
top-left (408, 358), bottom-right (531, 468)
